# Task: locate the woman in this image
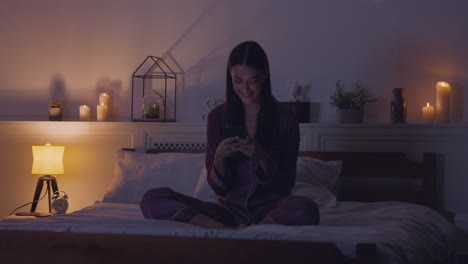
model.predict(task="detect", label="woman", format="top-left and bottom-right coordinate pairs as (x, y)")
top-left (140, 41), bottom-right (319, 228)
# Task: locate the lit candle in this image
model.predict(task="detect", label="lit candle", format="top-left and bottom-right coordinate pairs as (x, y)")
top-left (79, 105), bottom-right (91, 121)
top-left (435, 81), bottom-right (451, 124)
top-left (96, 103), bottom-right (108, 121)
top-left (422, 102), bottom-right (434, 124)
top-left (99, 92), bottom-right (110, 106)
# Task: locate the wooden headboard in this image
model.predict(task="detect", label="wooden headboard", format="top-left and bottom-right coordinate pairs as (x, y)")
top-left (299, 151), bottom-right (437, 210)
top-left (143, 143), bottom-right (438, 206)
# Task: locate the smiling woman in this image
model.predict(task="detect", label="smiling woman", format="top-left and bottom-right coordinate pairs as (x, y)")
top-left (140, 41), bottom-right (319, 229)
top-left (230, 65), bottom-right (265, 105)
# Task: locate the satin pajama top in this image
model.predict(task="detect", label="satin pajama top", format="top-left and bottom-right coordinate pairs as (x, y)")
top-left (205, 103), bottom-right (300, 224)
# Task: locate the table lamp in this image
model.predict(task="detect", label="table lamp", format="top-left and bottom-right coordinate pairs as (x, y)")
top-left (30, 143), bottom-right (64, 213)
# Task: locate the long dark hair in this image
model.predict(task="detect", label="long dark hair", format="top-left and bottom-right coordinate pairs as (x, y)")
top-left (225, 41), bottom-right (278, 148)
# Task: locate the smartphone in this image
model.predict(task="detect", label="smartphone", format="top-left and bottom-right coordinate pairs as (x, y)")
top-left (224, 125), bottom-right (247, 139)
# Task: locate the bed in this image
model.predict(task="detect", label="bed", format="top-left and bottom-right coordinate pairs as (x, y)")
top-left (0, 149), bottom-right (456, 264)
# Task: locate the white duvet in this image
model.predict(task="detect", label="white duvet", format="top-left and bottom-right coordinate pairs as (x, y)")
top-left (0, 201), bottom-right (455, 264)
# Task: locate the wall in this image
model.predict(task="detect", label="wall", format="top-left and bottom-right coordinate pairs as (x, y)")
top-left (0, 0), bottom-right (467, 123)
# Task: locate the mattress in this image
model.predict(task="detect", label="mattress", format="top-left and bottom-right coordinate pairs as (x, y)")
top-left (0, 201), bottom-right (455, 264)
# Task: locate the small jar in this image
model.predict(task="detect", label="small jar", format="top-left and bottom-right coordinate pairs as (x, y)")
top-left (390, 88), bottom-right (407, 123)
top-left (48, 106), bottom-right (63, 121)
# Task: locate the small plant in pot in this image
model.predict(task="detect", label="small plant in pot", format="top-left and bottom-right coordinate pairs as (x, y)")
top-left (142, 89), bottom-right (165, 120)
top-left (330, 80), bottom-right (375, 123)
top-left (48, 99), bottom-right (63, 121)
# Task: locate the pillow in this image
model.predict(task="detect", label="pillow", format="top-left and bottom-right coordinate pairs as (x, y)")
top-left (296, 157), bottom-right (342, 195)
top-left (293, 157), bottom-right (342, 208)
top-left (193, 167), bottom-right (218, 202)
top-left (291, 181), bottom-right (337, 208)
top-left (102, 150), bottom-right (205, 204)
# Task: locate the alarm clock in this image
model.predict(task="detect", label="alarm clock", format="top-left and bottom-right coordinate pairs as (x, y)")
top-left (51, 190), bottom-right (69, 214)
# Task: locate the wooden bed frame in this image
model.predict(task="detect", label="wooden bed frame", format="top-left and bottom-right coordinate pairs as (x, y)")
top-left (0, 151), bottom-right (452, 264)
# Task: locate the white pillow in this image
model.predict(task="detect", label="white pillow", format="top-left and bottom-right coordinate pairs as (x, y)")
top-left (293, 157), bottom-right (342, 208)
top-left (291, 181), bottom-right (337, 208)
top-left (296, 157), bottom-right (342, 195)
top-left (193, 167), bottom-right (218, 202)
top-left (102, 150), bottom-right (205, 204)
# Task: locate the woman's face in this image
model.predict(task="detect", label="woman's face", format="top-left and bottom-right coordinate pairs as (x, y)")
top-left (230, 64), bottom-right (265, 105)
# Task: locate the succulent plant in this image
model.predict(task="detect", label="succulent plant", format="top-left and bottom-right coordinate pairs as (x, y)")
top-left (49, 99), bottom-right (62, 108)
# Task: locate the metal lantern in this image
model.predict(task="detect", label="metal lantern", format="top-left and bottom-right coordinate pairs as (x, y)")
top-left (131, 56), bottom-right (177, 122)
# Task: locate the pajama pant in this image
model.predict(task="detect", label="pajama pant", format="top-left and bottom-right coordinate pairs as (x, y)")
top-left (140, 187), bottom-right (320, 227)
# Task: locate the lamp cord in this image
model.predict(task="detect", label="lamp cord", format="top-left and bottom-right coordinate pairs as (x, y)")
top-left (8, 187), bottom-right (49, 216)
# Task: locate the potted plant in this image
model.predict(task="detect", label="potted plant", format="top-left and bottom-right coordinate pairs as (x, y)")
top-left (48, 99), bottom-right (63, 121)
top-left (142, 89), bottom-right (165, 120)
top-left (330, 80), bottom-right (375, 123)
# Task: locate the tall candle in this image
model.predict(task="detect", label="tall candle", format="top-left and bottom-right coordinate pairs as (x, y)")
top-left (435, 81), bottom-right (451, 124)
top-left (422, 102), bottom-right (434, 124)
top-left (99, 92), bottom-right (110, 106)
top-left (79, 105), bottom-right (91, 121)
top-left (96, 103), bottom-right (108, 121)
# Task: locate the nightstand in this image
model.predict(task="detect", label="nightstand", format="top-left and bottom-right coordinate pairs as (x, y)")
top-left (8, 212), bottom-right (52, 218)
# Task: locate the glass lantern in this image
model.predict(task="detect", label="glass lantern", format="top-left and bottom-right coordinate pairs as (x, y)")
top-left (131, 56), bottom-right (177, 122)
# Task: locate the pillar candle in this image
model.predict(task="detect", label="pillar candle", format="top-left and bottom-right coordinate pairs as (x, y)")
top-left (422, 102), bottom-right (434, 124)
top-left (435, 81), bottom-right (451, 124)
top-left (98, 92), bottom-right (112, 120)
top-left (99, 92), bottom-right (110, 106)
top-left (79, 105), bottom-right (91, 121)
top-left (96, 103), bottom-right (108, 121)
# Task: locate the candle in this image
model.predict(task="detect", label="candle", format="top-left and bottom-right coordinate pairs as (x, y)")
top-left (99, 92), bottom-right (110, 106)
top-left (98, 92), bottom-right (112, 120)
top-left (79, 105), bottom-right (91, 121)
top-left (422, 102), bottom-right (434, 124)
top-left (96, 103), bottom-right (108, 121)
top-left (435, 81), bottom-right (451, 124)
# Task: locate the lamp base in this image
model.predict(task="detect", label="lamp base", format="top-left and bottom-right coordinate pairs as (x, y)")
top-left (30, 175), bottom-right (59, 213)
top-left (15, 212), bottom-right (52, 217)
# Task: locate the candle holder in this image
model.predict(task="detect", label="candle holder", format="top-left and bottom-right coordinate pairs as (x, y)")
top-left (131, 56), bottom-right (177, 122)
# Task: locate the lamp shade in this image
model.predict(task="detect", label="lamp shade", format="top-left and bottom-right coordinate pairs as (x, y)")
top-left (31, 144), bottom-right (64, 175)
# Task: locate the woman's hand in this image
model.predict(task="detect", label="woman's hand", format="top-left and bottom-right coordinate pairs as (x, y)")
top-left (235, 136), bottom-right (267, 161)
top-left (215, 137), bottom-right (246, 159)
top-left (213, 137), bottom-right (247, 178)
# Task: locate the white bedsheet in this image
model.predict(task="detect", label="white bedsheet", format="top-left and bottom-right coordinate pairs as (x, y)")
top-left (0, 201), bottom-right (455, 264)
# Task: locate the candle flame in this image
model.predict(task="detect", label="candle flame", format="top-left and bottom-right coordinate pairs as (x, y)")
top-left (426, 102), bottom-right (430, 107)
top-left (437, 81), bottom-right (450, 87)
